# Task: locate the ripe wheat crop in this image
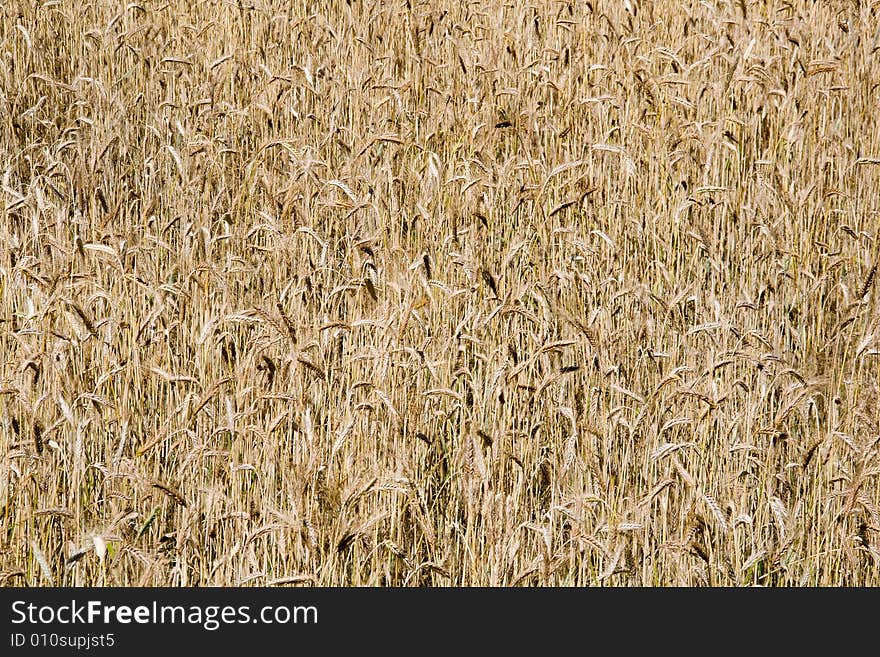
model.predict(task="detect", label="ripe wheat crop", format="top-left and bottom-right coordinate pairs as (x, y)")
top-left (1, 0), bottom-right (880, 586)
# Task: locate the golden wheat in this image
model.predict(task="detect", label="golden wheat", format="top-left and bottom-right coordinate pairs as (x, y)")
top-left (1, 0), bottom-right (879, 586)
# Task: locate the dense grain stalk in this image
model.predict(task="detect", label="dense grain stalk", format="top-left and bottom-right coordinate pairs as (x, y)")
top-left (1, 0), bottom-right (879, 586)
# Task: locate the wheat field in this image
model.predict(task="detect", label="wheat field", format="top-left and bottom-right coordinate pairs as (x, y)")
top-left (1, 0), bottom-right (879, 587)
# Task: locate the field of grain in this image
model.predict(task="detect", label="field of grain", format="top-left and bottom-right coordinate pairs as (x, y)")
top-left (1, 0), bottom-right (879, 586)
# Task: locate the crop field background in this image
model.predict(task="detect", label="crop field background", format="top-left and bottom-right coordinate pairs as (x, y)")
top-left (1, 0), bottom-right (879, 587)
